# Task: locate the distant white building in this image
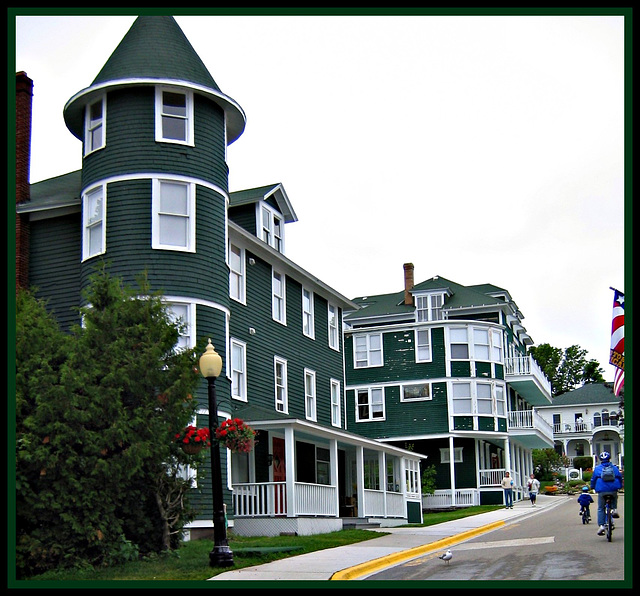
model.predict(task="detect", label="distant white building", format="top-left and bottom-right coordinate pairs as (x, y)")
top-left (537, 382), bottom-right (624, 469)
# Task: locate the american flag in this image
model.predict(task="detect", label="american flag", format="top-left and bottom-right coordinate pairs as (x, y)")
top-left (609, 288), bottom-right (624, 396)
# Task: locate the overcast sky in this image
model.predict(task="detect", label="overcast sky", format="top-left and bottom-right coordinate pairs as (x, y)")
top-left (13, 11), bottom-right (627, 380)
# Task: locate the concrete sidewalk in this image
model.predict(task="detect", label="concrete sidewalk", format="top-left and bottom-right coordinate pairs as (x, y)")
top-left (210, 493), bottom-right (570, 582)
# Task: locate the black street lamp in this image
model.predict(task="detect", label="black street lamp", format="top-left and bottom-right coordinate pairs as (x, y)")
top-left (199, 338), bottom-right (234, 567)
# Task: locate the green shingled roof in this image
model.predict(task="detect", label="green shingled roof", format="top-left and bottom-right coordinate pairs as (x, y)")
top-left (63, 16), bottom-right (245, 144)
top-left (92, 16), bottom-right (220, 90)
top-left (346, 275), bottom-right (515, 323)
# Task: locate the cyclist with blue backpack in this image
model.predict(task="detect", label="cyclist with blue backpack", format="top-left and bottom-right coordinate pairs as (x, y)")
top-left (590, 451), bottom-right (623, 536)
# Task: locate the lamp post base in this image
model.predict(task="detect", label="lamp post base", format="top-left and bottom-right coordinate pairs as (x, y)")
top-left (209, 545), bottom-right (234, 567)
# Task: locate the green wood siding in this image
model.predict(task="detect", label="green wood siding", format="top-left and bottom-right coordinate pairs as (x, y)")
top-left (228, 205), bottom-right (257, 235)
top-left (29, 214), bottom-right (82, 331)
top-left (228, 252), bottom-right (344, 428)
top-left (82, 88), bottom-right (227, 191)
top-left (345, 381), bottom-right (448, 438)
top-left (80, 180), bottom-right (229, 304)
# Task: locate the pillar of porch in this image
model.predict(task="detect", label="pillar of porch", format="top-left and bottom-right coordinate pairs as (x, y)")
top-left (329, 439), bottom-right (339, 517)
top-left (448, 436), bottom-right (456, 506)
top-left (284, 426), bottom-right (295, 517)
top-left (355, 446), bottom-right (364, 517)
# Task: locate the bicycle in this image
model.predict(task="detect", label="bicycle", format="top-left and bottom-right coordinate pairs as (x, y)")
top-left (581, 507), bottom-right (591, 525)
top-left (603, 494), bottom-right (615, 542)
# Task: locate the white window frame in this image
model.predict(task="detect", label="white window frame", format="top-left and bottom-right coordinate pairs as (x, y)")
top-left (330, 379), bottom-right (341, 427)
top-left (155, 86), bottom-right (194, 145)
top-left (328, 303), bottom-right (339, 351)
top-left (440, 447), bottom-right (464, 463)
top-left (84, 95), bottom-right (106, 156)
top-left (82, 183), bottom-right (106, 261)
top-left (229, 243), bottom-right (246, 304)
top-left (415, 292), bottom-right (444, 322)
top-left (272, 269), bottom-right (286, 324)
top-left (354, 333), bottom-right (383, 368)
top-left (449, 327), bottom-right (470, 360)
top-left (258, 202), bottom-right (284, 252)
top-left (476, 381), bottom-right (494, 415)
top-left (495, 383), bottom-right (506, 416)
top-left (274, 357), bottom-right (288, 413)
top-left (356, 387), bottom-right (385, 422)
top-left (491, 329), bottom-right (504, 362)
top-left (304, 368), bottom-right (317, 422)
top-left (152, 178), bottom-right (196, 252)
top-left (451, 381), bottom-right (473, 414)
top-left (230, 338), bottom-right (247, 402)
top-left (415, 328), bottom-right (432, 362)
top-left (302, 287), bottom-right (315, 339)
top-left (165, 301), bottom-right (195, 351)
top-left (401, 382), bottom-right (432, 402)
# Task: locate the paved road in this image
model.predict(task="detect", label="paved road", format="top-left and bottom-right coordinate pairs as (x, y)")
top-left (365, 495), bottom-right (625, 581)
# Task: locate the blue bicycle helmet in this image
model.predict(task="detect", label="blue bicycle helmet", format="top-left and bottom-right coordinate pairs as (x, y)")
top-left (600, 451), bottom-right (611, 462)
top-left (582, 486), bottom-right (590, 492)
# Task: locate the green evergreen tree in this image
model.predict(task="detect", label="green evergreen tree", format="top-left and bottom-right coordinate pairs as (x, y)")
top-left (15, 264), bottom-right (204, 577)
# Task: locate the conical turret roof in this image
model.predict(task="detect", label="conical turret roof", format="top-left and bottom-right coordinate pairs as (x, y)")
top-left (64, 15), bottom-right (245, 144)
top-left (92, 16), bottom-right (220, 90)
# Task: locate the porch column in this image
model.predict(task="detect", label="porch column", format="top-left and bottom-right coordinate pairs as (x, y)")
top-left (448, 435), bottom-right (456, 506)
top-left (379, 451), bottom-right (387, 517)
top-left (329, 438), bottom-right (339, 517)
top-left (284, 426), bottom-right (295, 517)
top-left (355, 445), bottom-right (364, 518)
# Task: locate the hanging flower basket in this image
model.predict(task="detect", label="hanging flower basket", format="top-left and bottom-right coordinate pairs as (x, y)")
top-left (215, 418), bottom-right (256, 453)
top-left (175, 425), bottom-right (211, 455)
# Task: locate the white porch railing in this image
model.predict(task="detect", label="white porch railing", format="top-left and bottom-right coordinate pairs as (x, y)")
top-left (422, 489), bottom-right (479, 509)
top-left (233, 482), bottom-right (406, 518)
top-left (232, 482), bottom-right (287, 517)
top-left (363, 489), bottom-right (405, 517)
top-left (478, 468), bottom-right (505, 487)
top-left (294, 482), bottom-right (337, 516)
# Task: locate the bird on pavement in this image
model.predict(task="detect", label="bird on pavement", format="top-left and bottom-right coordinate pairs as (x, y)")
top-left (438, 549), bottom-right (453, 564)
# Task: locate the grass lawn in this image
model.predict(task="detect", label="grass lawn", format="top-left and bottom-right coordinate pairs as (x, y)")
top-left (20, 505), bottom-right (503, 584)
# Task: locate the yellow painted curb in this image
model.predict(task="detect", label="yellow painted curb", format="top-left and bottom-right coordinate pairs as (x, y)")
top-left (330, 520), bottom-right (505, 581)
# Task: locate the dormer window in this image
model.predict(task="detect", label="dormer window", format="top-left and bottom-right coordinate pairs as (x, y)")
top-left (155, 87), bottom-right (194, 145)
top-left (416, 293), bottom-right (444, 321)
top-left (84, 96), bottom-right (106, 155)
top-left (259, 203), bottom-right (284, 252)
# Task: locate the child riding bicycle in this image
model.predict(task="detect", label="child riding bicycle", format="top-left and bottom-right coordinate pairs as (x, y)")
top-left (577, 486), bottom-right (593, 521)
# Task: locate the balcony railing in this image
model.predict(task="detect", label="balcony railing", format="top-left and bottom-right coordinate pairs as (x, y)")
top-left (508, 409), bottom-right (555, 443)
top-left (504, 355), bottom-right (552, 398)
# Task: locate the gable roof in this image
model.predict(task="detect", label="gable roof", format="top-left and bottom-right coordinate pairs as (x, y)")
top-left (63, 16), bottom-right (245, 144)
top-left (345, 274), bottom-right (519, 326)
top-left (229, 183), bottom-right (298, 223)
top-left (16, 170), bottom-right (82, 218)
top-left (540, 382), bottom-right (622, 407)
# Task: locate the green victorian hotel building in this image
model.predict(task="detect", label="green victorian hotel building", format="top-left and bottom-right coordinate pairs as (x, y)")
top-left (15, 16), bottom-right (553, 538)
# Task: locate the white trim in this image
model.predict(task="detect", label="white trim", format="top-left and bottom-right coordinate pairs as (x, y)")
top-left (81, 183), bottom-right (106, 262)
top-left (230, 338), bottom-right (247, 402)
top-left (80, 172), bottom-right (227, 198)
top-left (155, 86), bottom-right (194, 145)
top-left (274, 356), bottom-right (289, 414)
top-left (83, 94), bottom-right (106, 156)
top-left (152, 178), bottom-right (196, 252)
top-left (304, 368), bottom-right (317, 422)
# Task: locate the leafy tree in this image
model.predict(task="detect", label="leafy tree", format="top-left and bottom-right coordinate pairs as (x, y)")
top-left (529, 343), bottom-right (605, 396)
top-left (15, 264), bottom-right (203, 577)
top-left (532, 448), bottom-right (569, 481)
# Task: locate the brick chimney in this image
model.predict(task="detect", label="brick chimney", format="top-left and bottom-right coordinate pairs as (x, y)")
top-left (403, 263), bottom-right (414, 305)
top-left (16, 71), bottom-right (33, 292)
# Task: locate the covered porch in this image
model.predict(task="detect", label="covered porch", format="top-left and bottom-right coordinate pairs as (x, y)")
top-left (229, 418), bottom-right (425, 536)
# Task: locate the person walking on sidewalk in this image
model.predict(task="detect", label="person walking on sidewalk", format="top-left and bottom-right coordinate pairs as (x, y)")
top-left (501, 472), bottom-right (514, 509)
top-left (528, 474), bottom-right (540, 507)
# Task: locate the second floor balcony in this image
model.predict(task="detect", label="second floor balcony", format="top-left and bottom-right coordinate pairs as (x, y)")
top-left (508, 408), bottom-right (555, 448)
top-left (504, 355), bottom-right (552, 406)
